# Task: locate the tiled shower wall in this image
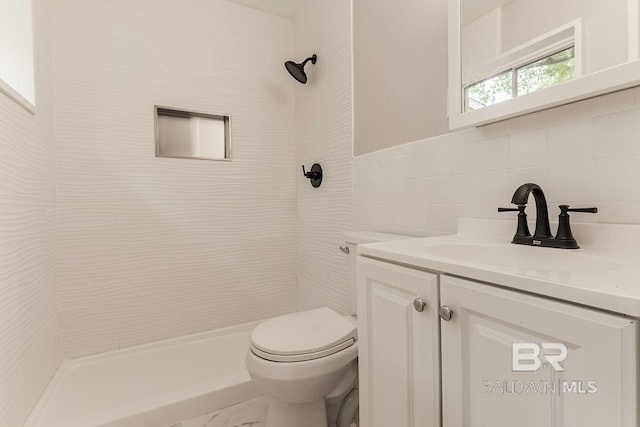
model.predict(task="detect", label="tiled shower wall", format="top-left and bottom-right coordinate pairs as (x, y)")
top-left (353, 88), bottom-right (640, 235)
top-left (294, 0), bottom-right (353, 314)
top-left (52, 0), bottom-right (298, 358)
top-left (0, 0), bottom-right (60, 425)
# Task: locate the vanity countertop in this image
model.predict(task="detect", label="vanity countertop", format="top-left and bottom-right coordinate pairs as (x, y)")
top-left (358, 218), bottom-right (640, 317)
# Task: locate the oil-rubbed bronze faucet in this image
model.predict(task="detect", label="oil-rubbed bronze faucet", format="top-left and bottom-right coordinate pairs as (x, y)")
top-left (499, 183), bottom-right (597, 249)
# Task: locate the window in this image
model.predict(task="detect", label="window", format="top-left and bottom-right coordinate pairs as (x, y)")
top-left (155, 107), bottom-right (231, 161)
top-left (0, 0), bottom-right (36, 111)
top-left (465, 46), bottom-right (575, 111)
top-left (462, 21), bottom-right (580, 114)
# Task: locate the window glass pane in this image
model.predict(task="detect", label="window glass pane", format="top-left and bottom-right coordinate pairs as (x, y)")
top-left (516, 47), bottom-right (575, 96)
top-left (0, 0), bottom-right (35, 107)
top-left (464, 71), bottom-right (513, 112)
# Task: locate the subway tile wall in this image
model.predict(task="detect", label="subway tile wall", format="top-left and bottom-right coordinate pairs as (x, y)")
top-left (353, 88), bottom-right (640, 236)
top-left (0, 0), bottom-right (60, 425)
top-left (294, 0), bottom-right (353, 315)
top-left (52, 0), bottom-right (298, 358)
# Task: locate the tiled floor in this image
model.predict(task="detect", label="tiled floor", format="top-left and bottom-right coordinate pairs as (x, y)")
top-left (167, 396), bottom-right (269, 427)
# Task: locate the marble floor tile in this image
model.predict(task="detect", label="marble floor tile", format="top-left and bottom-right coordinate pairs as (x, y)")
top-left (168, 396), bottom-right (269, 427)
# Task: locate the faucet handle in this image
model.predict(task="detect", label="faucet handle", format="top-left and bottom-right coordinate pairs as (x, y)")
top-left (555, 205), bottom-right (598, 248)
top-left (498, 205), bottom-right (527, 215)
top-left (498, 205), bottom-right (531, 239)
top-left (559, 205), bottom-right (598, 214)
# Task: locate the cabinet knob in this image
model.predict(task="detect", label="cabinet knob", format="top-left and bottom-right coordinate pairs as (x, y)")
top-left (413, 298), bottom-right (426, 312)
top-left (439, 306), bottom-right (454, 321)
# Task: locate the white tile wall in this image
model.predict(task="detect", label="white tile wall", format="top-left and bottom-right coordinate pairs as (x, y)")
top-left (353, 88), bottom-right (640, 235)
top-left (0, 0), bottom-right (60, 425)
top-left (294, 0), bottom-right (353, 314)
top-left (52, 0), bottom-right (299, 358)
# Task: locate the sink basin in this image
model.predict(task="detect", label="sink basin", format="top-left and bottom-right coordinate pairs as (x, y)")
top-left (421, 242), bottom-right (621, 273)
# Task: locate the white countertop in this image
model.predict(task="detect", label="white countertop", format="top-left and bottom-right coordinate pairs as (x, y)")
top-left (358, 218), bottom-right (640, 317)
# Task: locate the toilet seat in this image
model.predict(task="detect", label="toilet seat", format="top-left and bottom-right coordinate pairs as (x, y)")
top-left (251, 338), bottom-right (355, 362)
top-left (250, 307), bottom-right (357, 363)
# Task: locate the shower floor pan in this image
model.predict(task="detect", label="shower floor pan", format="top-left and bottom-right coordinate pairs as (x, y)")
top-left (25, 321), bottom-right (261, 427)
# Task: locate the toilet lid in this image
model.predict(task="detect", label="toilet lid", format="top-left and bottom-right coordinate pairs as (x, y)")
top-left (250, 308), bottom-right (357, 362)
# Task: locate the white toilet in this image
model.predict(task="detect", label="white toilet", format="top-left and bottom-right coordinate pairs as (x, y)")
top-left (245, 231), bottom-right (412, 427)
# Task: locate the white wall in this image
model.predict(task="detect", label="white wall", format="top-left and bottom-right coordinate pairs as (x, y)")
top-left (353, 0), bottom-right (640, 235)
top-left (293, 0), bottom-right (353, 314)
top-left (0, 0), bottom-right (60, 425)
top-left (52, 0), bottom-right (299, 358)
top-left (353, 87), bottom-right (640, 235)
top-left (353, 0), bottom-right (449, 155)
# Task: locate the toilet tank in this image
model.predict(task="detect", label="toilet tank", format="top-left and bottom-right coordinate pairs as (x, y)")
top-left (342, 231), bottom-right (414, 316)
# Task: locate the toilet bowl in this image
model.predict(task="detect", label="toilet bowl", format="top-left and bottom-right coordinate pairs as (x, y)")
top-left (246, 307), bottom-right (358, 427)
top-left (246, 231), bottom-right (414, 427)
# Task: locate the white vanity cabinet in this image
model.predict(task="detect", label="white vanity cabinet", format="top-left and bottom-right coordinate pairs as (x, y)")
top-left (357, 254), bottom-right (639, 427)
top-left (440, 275), bottom-right (638, 427)
top-left (357, 257), bottom-right (441, 427)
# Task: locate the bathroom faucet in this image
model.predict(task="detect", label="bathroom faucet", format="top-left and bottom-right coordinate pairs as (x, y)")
top-left (499, 183), bottom-right (597, 249)
top-left (510, 183), bottom-right (552, 242)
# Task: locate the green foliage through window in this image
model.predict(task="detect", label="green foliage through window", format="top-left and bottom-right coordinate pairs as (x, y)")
top-left (516, 47), bottom-right (575, 96)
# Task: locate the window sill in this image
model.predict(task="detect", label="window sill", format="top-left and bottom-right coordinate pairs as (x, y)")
top-left (0, 79), bottom-right (36, 115)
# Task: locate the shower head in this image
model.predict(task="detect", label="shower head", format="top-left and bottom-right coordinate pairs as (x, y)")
top-left (284, 54), bottom-right (317, 84)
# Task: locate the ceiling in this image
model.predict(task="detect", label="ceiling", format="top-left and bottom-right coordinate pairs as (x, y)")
top-left (227, 0), bottom-right (305, 18)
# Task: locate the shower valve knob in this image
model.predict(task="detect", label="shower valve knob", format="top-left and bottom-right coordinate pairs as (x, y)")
top-left (302, 165), bottom-right (319, 179)
top-left (302, 164), bottom-right (323, 188)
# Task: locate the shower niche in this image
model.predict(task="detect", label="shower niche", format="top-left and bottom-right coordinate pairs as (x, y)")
top-left (155, 106), bottom-right (231, 161)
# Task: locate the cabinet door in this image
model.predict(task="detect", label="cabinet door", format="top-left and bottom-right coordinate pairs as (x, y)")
top-left (357, 257), bottom-right (440, 427)
top-left (441, 275), bottom-right (638, 427)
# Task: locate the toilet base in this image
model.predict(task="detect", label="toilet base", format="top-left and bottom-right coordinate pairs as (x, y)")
top-left (265, 398), bottom-right (328, 427)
